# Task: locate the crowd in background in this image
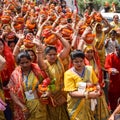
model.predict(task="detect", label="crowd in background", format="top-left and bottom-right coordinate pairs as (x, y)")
top-left (0, 0), bottom-right (120, 120)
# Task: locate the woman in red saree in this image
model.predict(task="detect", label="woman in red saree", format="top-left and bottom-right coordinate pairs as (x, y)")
top-left (0, 38), bottom-right (15, 120)
top-left (84, 45), bottom-right (110, 110)
top-left (84, 45), bottom-right (104, 87)
top-left (8, 51), bottom-right (47, 120)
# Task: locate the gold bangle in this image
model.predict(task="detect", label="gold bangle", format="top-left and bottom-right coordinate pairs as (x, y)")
top-left (22, 107), bottom-right (28, 112)
top-left (84, 91), bottom-right (89, 99)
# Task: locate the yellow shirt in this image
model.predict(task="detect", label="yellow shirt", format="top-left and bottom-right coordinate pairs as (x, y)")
top-left (64, 66), bottom-right (99, 120)
top-left (64, 66), bottom-right (98, 92)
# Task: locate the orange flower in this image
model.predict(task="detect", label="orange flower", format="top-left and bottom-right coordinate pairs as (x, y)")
top-left (38, 84), bottom-right (49, 104)
top-left (38, 84), bottom-right (48, 92)
top-left (26, 20), bottom-right (36, 30)
top-left (65, 12), bottom-right (72, 18)
top-left (86, 86), bottom-right (97, 92)
top-left (16, 17), bottom-right (24, 24)
top-left (61, 28), bottom-right (73, 37)
top-left (50, 15), bottom-right (56, 21)
top-left (43, 25), bottom-right (52, 30)
top-left (1, 15), bottom-right (11, 24)
top-left (23, 39), bottom-right (35, 48)
top-left (85, 33), bottom-right (96, 44)
top-left (44, 34), bottom-right (57, 45)
top-left (42, 29), bottom-right (51, 38)
top-left (14, 24), bottom-right (22, 31)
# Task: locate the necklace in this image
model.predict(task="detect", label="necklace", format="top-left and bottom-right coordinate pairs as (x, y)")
top-left (22, 70), bottom-right (34, 91)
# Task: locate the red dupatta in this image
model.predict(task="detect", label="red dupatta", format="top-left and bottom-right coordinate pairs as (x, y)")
top-left (9, 63), bottom-right (47, 102)
top-left (31, 63), bottom-right (48, 82)
top-left (0, 42), bottom-right (15, 99)
top-left (84, 48), bottom-right (104, 87)
top-left (8, 63), bottom-right (47, 120)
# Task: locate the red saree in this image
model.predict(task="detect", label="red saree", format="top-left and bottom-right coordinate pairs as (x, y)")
top-left (8, 63), bottom-right (46, 120)
top-left (0, 42), bottom-right (15, 99)
top-left (84, 48), bottom-right (104, 87)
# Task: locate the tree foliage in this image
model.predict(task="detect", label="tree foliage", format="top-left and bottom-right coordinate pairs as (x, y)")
top-left (77, 0), bottom-right (120, 14)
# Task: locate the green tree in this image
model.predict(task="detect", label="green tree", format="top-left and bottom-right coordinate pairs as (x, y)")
top-left (77, 0), bottom-right (120, 14)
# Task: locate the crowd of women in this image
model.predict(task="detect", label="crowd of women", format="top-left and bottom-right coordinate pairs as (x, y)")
top-left (0, 0), bottom-right (120, 120)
